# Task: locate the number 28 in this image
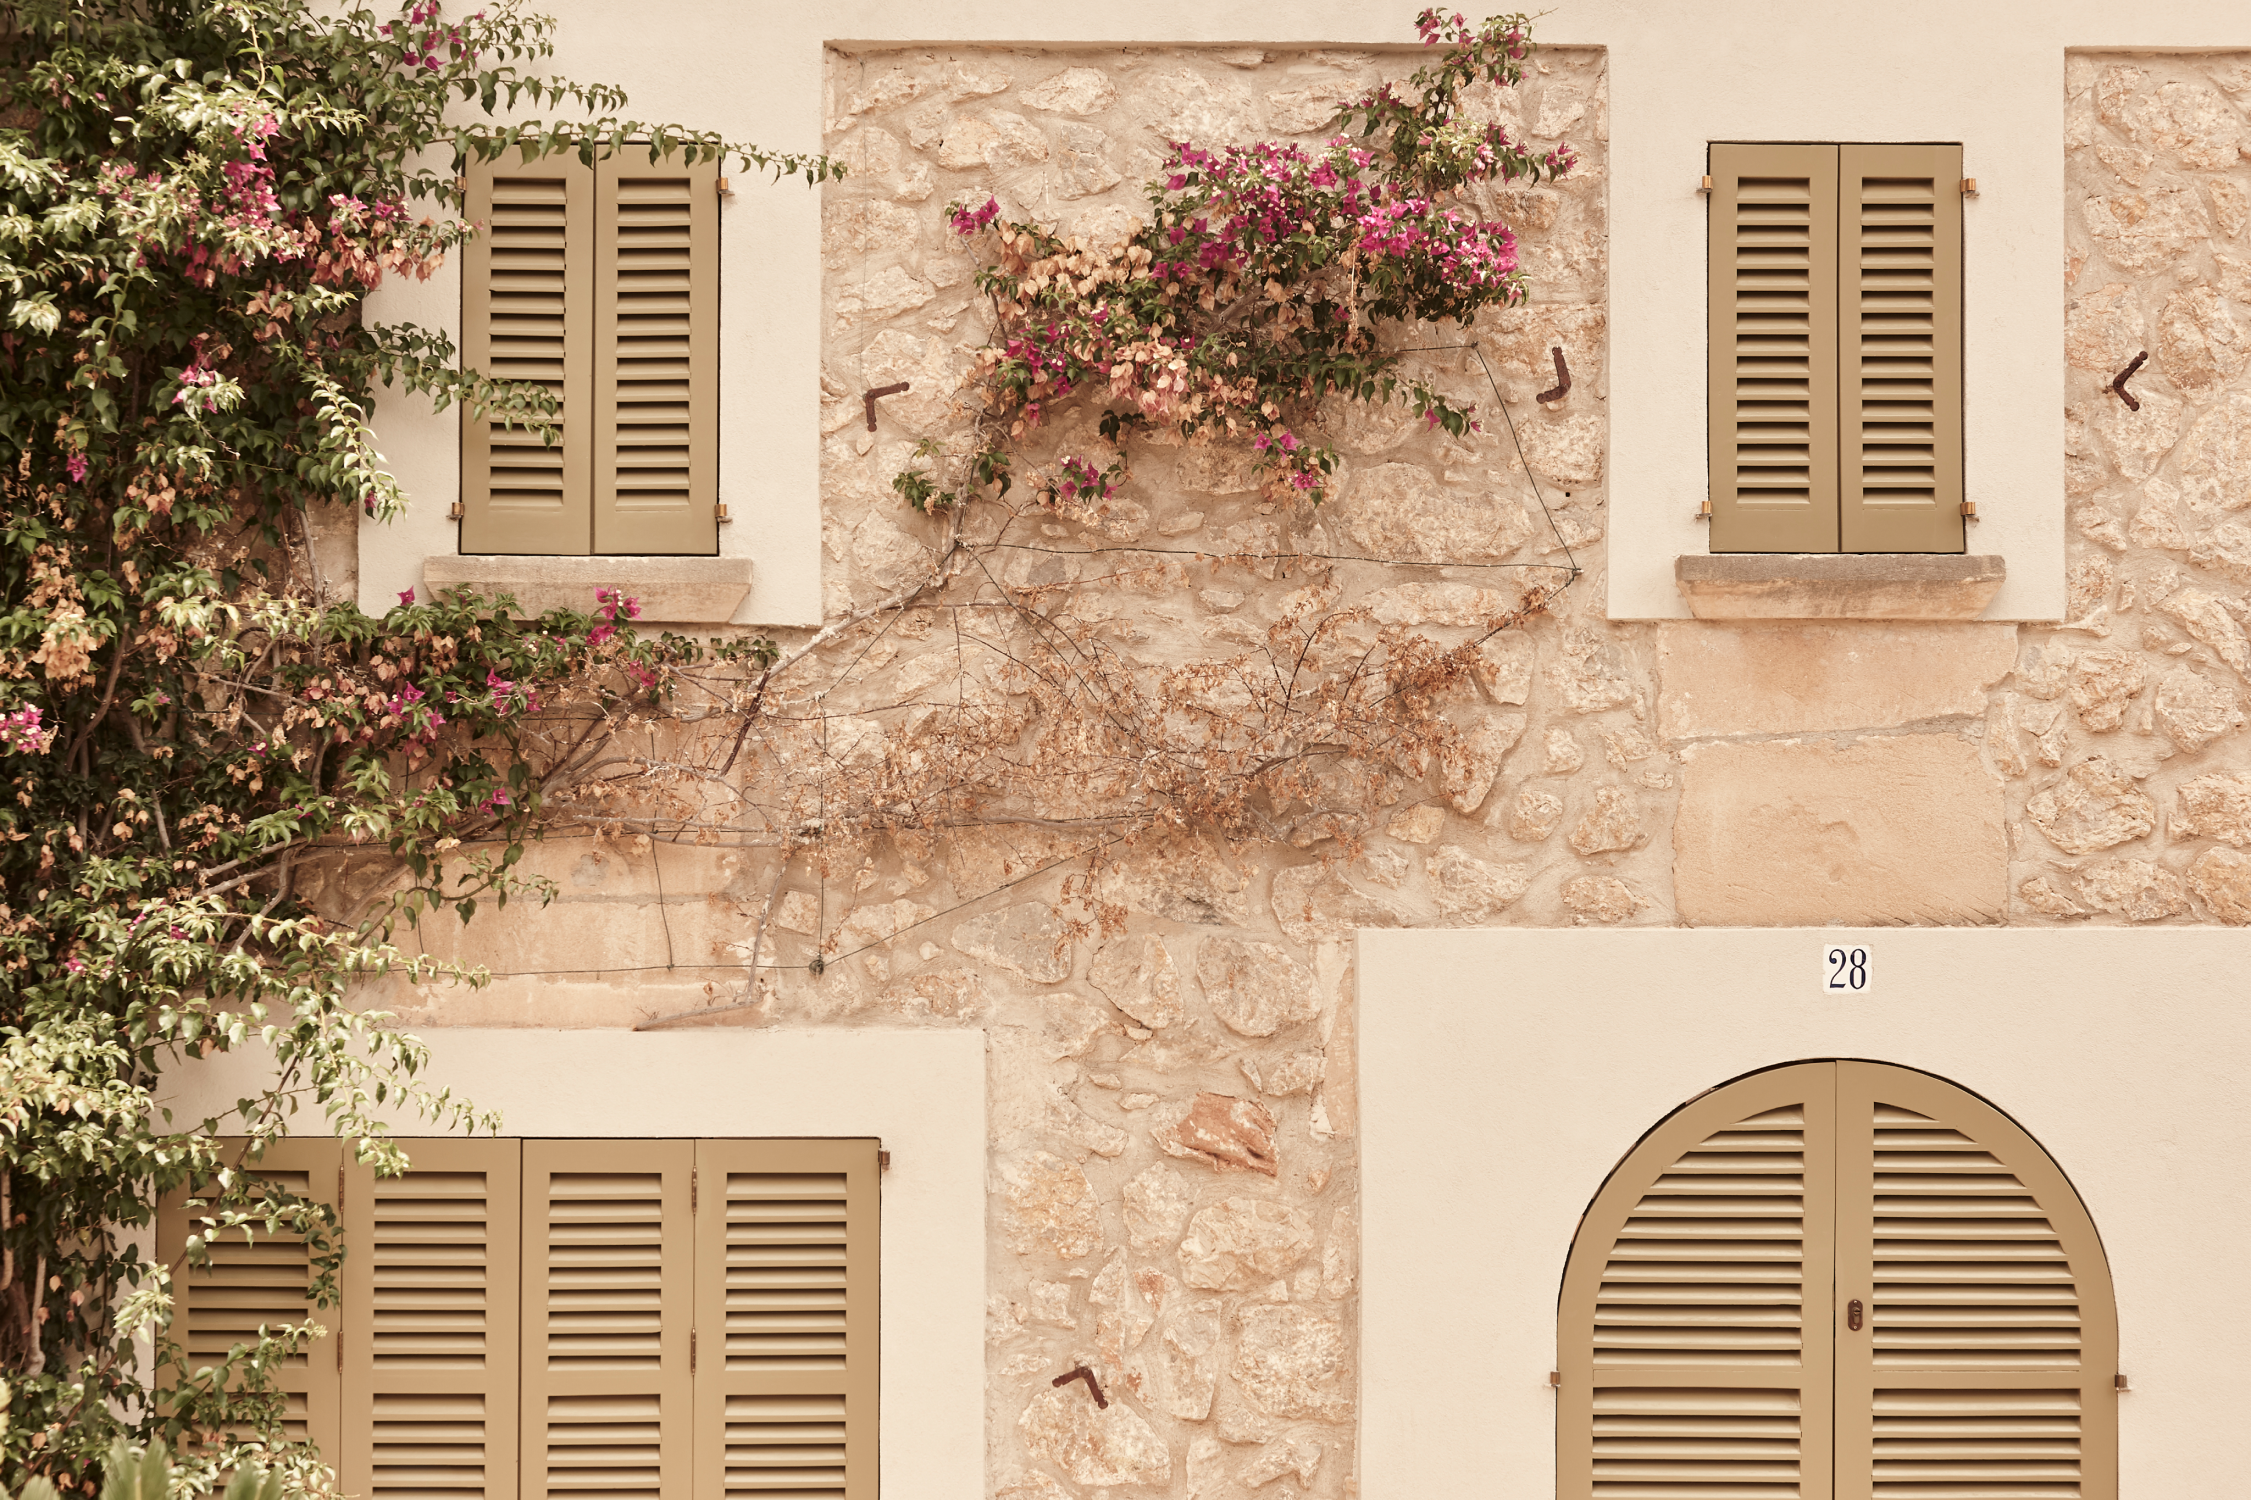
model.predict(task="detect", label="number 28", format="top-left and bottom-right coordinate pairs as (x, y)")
top-left (1826, 947), bottom-right (1868, 992)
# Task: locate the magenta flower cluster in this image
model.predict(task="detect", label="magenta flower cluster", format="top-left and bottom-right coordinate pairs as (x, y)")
top-left (379, 1), bottom-right (482, 71)
top-left (1, 705), bottom-right (52, 755)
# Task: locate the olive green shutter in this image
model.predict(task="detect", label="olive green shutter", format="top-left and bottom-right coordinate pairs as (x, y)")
top-left (1557, 1064), bottom-right (1838, 1500)
top-left (340, 1140), bottom-right (522, 1500)
top-left (521, 1141), bottom-right (696, 1500)
top-left (462, 152), bottom-right (594, 555)
top-left (158, 1139), bottom-right (344, 1458)
top-left (1708, 145), bottom-right (1840, 553)
top-left (1833, 1063), bottom-right (2117, 1500)
top-left (1838, 146), bottom-right (1964, 553)
top-left (593, 150), bottom-right (720, 555)
top-left (693, 1140), bottom-right (879, 1500)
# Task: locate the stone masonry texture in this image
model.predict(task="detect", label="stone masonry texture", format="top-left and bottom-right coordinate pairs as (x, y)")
top-left (343, 43), bottom-right (2251, 1500)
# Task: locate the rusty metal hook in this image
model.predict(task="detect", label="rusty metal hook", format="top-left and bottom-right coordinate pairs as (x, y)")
top-left (863, 382), bottom-right (910, 430)
top-left (1537, 346), bottom-right (1571, 405)
top-left (1052, 1364), bottom-right (1108, 1408)
top-left (2110, 350), bottom-right (2148, 412)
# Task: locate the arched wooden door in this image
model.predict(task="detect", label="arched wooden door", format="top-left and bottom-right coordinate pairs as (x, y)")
top-left (1556, 1061), bottom-right (2116, 1500)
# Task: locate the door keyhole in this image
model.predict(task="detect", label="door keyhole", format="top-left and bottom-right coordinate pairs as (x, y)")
top-left (1847, 1298), bottom-right (1864, 1331)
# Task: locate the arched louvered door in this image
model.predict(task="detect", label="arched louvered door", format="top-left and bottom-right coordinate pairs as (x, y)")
top-left (1557, 1062), bottom-right (2115, 1500)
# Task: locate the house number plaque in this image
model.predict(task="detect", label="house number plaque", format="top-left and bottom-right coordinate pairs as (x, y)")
top-left (1823, 945), bottom-right (1870, 995)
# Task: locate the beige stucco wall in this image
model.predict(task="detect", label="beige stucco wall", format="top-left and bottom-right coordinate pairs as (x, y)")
top-left (329, 8), bottom-right (2251, 1498)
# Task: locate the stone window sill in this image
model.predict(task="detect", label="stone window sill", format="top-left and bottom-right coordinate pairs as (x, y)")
top-left (1674, 554), bottom-right (2006, 621)
top-left (423, 555), bottom-right (753, 623)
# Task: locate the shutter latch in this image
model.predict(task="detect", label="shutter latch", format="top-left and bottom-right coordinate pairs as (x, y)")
top-left (1847, 1298), bottom-right (1864, 1332)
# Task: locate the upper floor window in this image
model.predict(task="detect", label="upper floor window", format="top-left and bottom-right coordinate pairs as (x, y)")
top-left (1707, 143), bottom-right (1964, 554)
top-left (461, 148), bottom-right (720, 556)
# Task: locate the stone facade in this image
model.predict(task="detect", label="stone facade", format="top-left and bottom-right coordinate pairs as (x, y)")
top-left (361, 43), bottom-right (2251, 1500)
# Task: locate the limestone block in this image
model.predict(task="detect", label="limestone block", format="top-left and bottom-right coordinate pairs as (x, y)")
top-left (1672, 553), bottom-right (2007, 620)
top-left (2065, 282), bottom-right (2145, 373)
top-left (1153, 1092), bottom-right (1280, 1175)
top-left (2189, 846), bottom-right (2251, 922)
top-left (1178, 1198), bottom-right (1316, 1290)
top-left (1384, 803), bottom-right (1446, 844)
top-left (2026, 756), bottom-right (2156, 855)
top-left (953, 901), bottom-right (1074, 983)
top-left (2174, 771), bottom-right (2251, 845)
top-left (1089, 1249), bottom-right (1153, 1359)
top-left (1329, 462), bottom-right (1535, 563)
top-left (2156, 284), bottom-right (2248, 396)
top-left (2131, 78), bottom-right (2249, 169)
top-left (1123, 1164), bottom-right (1195, 1255)
top-left (1515, 411), bottom-right (1604, 486)
top-left (2081, 185), bottom-right (2212, 276)
top-left (1265, 83), bottom-right (1350, 135)
top-left (1655, 622), bottom-right (2019, 740)
top-left (1239, 1049), bottom-right (1325, 1097)
top-left (2157, 585), bottom-right (2251, 676)
top-left (993, 1467), bottom-right (1074, 1500)
top-left (1020, 66), bottom-right (1118, 116)
top-left (2154, 667), bottom-right (2244, 750)
top-left (2067, 648), bottom-right (2147, 732)
top-left (1675, 735), bottom-right (2006, 925)
top-left (1196, 938), bottom-right (1320, 1036)
top-left (1546, 629), bottom-right (1638, 714)
top-left (1502, 782), bottom-right (1565, 842)
top-left (942, 58), bottom-right (1012, 101)
top-left (2073, 859), bottom-right (2189, 921)
top-left (1562, 875), bottom-right (1642, 923)
top-left (1242, 1437), bottom-right (1323, 1488)
top-left (1269, 865), bottom-right (1406, 945)
top-left (1159, 1300), bottom-right (1223, 1420)
top-left (833, 265), bottom-right (934, 327)
top-left (2018, 875), bottom-right (2086, 919)
top-left (1001, 1151), bottom-right (1105, 1260)
top-left (1017, 1384), bottom-right (1171, 1486)
top-left (1364, 581), bottom-right (1523, 627)
top-left (1543, 727), bottom-right (1586, 772)
top-left (1473, 635), bottom-right (1535, 704)
top-left (1140, 67), bottom-right (1256, 142)
top-left (2174, 392), bottom-right (2251, 514)
top-left (1439, 712), bottom-right (1525, 813)
top-left (1479, 302), bottom-right (1607, 397)
top-left (877, 968), bottom-right (990, 1019)
top-left (1231, 1305), bottom-right (1350, 1420)
top-left (1089, 935), bottom-right (1184, 1029)
top-left (1424, 844), bottom-right (1530, 921)
top-left (842, 67), bottom-right (924, 116)
top-left (1051, 124), bottom-right (1122, 199)
top-left (1568, 786), bottom-right (1644, 855)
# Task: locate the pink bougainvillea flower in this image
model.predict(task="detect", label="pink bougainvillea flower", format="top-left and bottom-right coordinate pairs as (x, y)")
top-left (398, 587), bottom-right (416, 605)
top-left (66, 454), bottom-right (87, 483)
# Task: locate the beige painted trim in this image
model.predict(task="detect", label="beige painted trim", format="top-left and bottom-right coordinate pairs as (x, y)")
top-left (1362, 928), bottom-right (2251, 1498)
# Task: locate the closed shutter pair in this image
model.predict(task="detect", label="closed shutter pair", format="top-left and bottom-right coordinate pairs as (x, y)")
top-left (1708, 144), bottom-right (1965, 554)
top-left (461, 149), bottom-right (720, 556)
top-left (1557, 1061), bottom-right (2116, 1500)
top-left (160, 1138), bottom-right (877, 1500)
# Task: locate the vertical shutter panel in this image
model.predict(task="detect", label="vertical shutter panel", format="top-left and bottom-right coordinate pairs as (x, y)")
top-left (593, 150), bottom-right (720, 556)
top-left (694, 1140), bottom-right (879, 1500)
top-left (1839, 145), bottom-right (1964, 553)
top-left (1834, 1063), bottom-right (2117, 1500)
top-left (462, 152), bottom-right (594, 555)
top-left (1557, 1064), bottom-right (1837, 1500)
top-left (1708, 144), bottom-right (1840, 553)
top-left (341, 1140), bottom-right (521, 1500)
top-left (521, 1141), bottom-right (696, 1500)
top-left (158, 1140), bottom-right (343, 1459)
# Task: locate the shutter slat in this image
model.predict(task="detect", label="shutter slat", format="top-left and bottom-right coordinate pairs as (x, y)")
top-left (1708, 145), bottom-right (1840, 552)
top-left (463, 155), bottom-right (594, 553)
top-left (1836, 1064), bottom-right (2117, 1500)
top-left (342, 1140), bottom-right (521, 1500)
top-left (594, 151), bottom-right (719, 553)
top-left (695, 1142), bottom-right (878, 1500)
top-left (1839, 144), bottom-right (1964, 552)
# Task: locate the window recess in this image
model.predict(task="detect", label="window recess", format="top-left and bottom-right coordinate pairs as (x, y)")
top-left (461, 147), bottom-right (721, 557)
top-left (1707, 143), bottom-right (1964, 554)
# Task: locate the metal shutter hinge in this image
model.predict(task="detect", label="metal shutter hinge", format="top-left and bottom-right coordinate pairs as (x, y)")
top-left (1696, 499), bottom-right (1713, 522)
top-left (716, 502), bottom-right (731, 523)
top-left (1960, 177), bottom-right (1979, 197)
top-left (879, 1149), bottom-right (892, 1173)
top-left (716, 176), bottom-right (733, 200)
top-left (2115, 1372), bottom-right (2129, 1391)
top-left (448, 501), bottom-right (463, 521)
top-left (1548, 1370), bottom-right (1561, 1387)
top-left (1697, 174), bottom-right (1712, 195)
top-left (1961, 499), bottom-right (1979, 521)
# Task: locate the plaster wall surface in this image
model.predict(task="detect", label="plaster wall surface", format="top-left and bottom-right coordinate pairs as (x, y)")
top-left (1360, 926), bottom-right (2251, 1500)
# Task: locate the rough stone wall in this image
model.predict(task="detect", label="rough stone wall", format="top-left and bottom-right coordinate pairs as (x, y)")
top-left (367, 41), bottom-right (2251, 1500)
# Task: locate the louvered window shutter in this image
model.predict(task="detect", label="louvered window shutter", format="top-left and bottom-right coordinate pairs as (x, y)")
top-left (158, 1140), bottom-right (344, 1459)
top-left (461, 152), bottom-right (594, 555)
top-left (1557, 1063), bottom-right (1838, 1500)
top-left (693, 1140), bottom-right (879, 1500)
top-left (340, 1140), bottom-right (522, 1500)
top-left (1838, 146), bottom-right (1964, 553)
top-left (1708, 144), bottom-right (1840, 554)
top-left (1833, 1063), bottom-right (2116, 1500)
top-left (521, 1141), bottom-right (696, 1500)
top-left (593, 150), bottom-right (720, 556)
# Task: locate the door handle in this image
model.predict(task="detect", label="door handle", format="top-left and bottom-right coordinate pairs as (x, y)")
top-left (1847, 1298), bottom-right (1864, 1331)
